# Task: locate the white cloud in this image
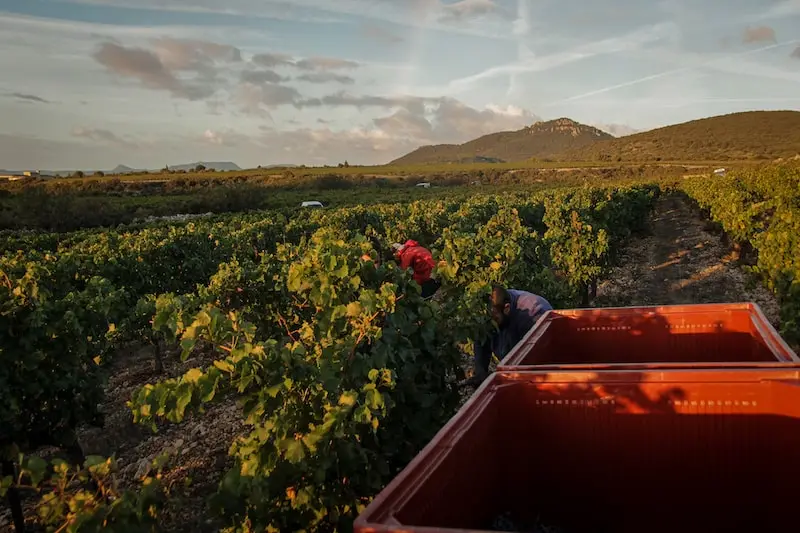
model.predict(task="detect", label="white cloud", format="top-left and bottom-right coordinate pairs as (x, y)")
top-left (369, 97), bottom-right (539, 146)
top-left (201, 128), bottom-right (250, 146)
top-left (593, 123), bottom-right (640, 137)
top-left (218, 97), bottom-right (539, 163)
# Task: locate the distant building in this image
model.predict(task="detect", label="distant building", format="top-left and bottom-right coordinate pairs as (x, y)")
top-left (0, 170), bottom-right (54, 181)
top-left (0, 172), bottom-right (27, 181)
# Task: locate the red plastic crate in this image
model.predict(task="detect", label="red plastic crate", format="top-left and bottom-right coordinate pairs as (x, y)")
top-left (497, 302), bottom-right (799, 372)
top-left (355, 369), bottom-right (800, 533)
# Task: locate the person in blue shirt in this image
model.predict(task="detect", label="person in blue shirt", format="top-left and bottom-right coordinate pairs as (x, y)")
top-left (465, 285), bottom-right (553, 387)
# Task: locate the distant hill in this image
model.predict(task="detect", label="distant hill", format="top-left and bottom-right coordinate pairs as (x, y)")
top-left (390, 118), bottom-right (613, 165)
top-left (168, 161), bottom-right (242, 172)
top-left (111, 164), bottom-right (143, 174)
top-left (1, 162), bottom-right (246, 177)
top-left (106, 161), bottom-right (242, 174)
top-left (560, 110), bottom-right (800, 162)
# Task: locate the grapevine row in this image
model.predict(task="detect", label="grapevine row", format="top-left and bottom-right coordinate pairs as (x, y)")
top-left (1, 182), bottom-right (658, 531)
top-left (681, 164), bottom-right (800, 345)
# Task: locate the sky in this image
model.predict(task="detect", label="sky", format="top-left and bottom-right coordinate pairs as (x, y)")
top-left (1, 0), bottom-right (800, 170)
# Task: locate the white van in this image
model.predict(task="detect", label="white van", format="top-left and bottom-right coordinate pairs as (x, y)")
top-left (301, 201), bottom-right (324, 208)
top-left (416, 182), bottom-right (431, 188)
top-left (713, 168), bottom-right (726, 176)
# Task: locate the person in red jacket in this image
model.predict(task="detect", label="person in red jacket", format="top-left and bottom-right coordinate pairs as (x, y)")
top-left (392, 240), bottom-right (440, 298)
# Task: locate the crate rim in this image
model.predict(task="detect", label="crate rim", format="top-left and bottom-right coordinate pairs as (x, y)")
top-left (353, 368), bottom-right (800, 531)
top-left (496, 301), bottom-right (799, 369)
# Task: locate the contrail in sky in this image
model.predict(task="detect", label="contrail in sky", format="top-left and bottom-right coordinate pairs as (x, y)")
top-left (545, 39), bottom-right (800, 106)
top-left (507, 0), bottom-right (531, 99)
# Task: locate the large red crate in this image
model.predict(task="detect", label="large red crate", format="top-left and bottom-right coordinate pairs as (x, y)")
top-left (497, 302), bottom-right (798, 371)
top-left (355, 369), bottom-right (800, 533)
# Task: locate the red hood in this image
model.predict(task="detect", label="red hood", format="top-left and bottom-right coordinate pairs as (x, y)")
top-left (403, 240), bottom-right (420, 248)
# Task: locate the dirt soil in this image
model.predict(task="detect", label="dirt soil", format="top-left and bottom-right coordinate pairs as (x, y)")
top-left (0, 193), bottom-right (784, 532)
top-left (1, 345), bottom-right (244, 533)
top-left (594, 193), bottom-right (781, 324)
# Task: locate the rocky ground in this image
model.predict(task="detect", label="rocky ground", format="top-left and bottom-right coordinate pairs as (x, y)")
top-left (0, 193), bottom-right (787, 532)
top-left (593, 193), bottom-right (780, 324)
top-left (1, 344), bottom-right (244, 533)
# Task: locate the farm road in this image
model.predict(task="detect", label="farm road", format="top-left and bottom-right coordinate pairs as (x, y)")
top-left (594, 193), bottom-right (781, 327)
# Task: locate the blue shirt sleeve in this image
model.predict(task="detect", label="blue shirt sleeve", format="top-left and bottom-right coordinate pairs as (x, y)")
top-left (507, 292), bottom-right (553, 349)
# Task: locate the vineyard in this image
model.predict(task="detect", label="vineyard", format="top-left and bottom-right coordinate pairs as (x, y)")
top-left (681, 165), bottom-right (800, 345)
top-left (0, 164), bottom-right (692, 232)
top-left (0, 164), bottom-right (799, 532)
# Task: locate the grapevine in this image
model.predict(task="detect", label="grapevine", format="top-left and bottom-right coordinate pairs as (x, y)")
top-left (1, 181), bottom-right (658, 531)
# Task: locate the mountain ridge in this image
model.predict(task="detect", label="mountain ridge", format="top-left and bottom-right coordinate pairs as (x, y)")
top-left (390, 110), bottom-right (800, 165)
top-left (390, 118), bottom-right (613, 165)
top-left (559, 110), bottom-right (800, 162)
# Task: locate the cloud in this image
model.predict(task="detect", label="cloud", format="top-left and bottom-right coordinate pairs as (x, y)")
top-left (2, 94), bottom-right (542, 168)
top-left (233, 81), bottom-right (301, 115)
top-left (371, 98), bottom-right (539, 145)
top-left (201, 128), bottom-right (250, 146)
top-left (439, 0), bottom-right (501, 21)
top-left (91, 36), bottom-right (372, 116)
top-left (71, 127), bottom-right (136, 146)
top-left (743, 25), bottom-right (776, 44)
top-left (252, 52), bottom-right (361, 73)
top-left (296, 72), bottom-right (355, 84)
top-left (361, 23), bottom-right (405, 44)
top-left (792, 45), bottom-right (800, 59)
top-left (93, 41), bottom-right (216, 100)
top-left (296, 92), bottom-right (430, 113)
top-left (241, 69), bottom-right (287, 84)
top-left (593, 123), bottom-right (639, 137)
top-left (151, 37), bottom-right (242, 72)
top-left (8, 92), bottom-right (51, 104)
top-left (373, 109), bottom-right (435, 139)
top-left (249, 97), bottom-right (539, 164)
top-left (94, 42), bottom-right (178, 91)
top-left (294, 57), bottom-right (360, 70)
top-left (92, 37), bottom-right (245, 101)
top-left (429, 99), bottom-right (539, 142)
top-left (252, 53), bottom-right (295, 68)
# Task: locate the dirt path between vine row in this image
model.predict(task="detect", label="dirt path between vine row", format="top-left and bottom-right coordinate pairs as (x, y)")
top-left (593, 193), bottom-right (781, 325)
